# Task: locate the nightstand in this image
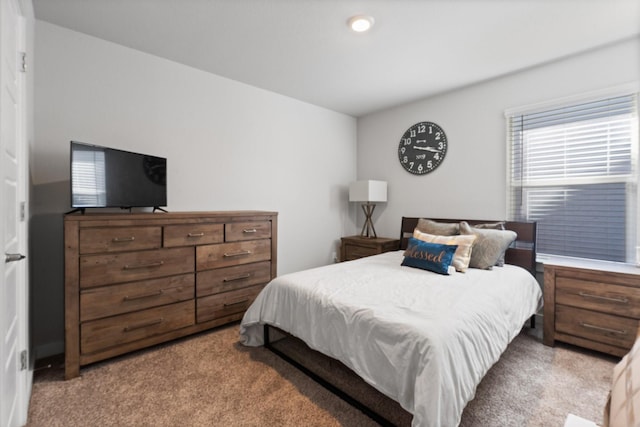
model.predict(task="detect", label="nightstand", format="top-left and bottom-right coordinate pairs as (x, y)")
top-left (543, 259), bottom-right (640, 357)
top-left (340, 236), bottom-right (400, 262)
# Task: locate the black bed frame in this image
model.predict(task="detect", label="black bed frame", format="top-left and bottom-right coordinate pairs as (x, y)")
top-left (264, 325), bottom-right (400, 426)
top-left (264, 217), bottom-right (537, 426)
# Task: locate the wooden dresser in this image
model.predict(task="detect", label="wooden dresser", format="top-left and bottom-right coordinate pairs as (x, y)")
top-left (64, 211), bottom-right (277, 379)
top-left (340, 236), bottom-right (400, 262)
top-left (543, 259), bottom-right (640, 357)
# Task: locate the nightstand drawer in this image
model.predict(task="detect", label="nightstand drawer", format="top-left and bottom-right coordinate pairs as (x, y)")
top-left (345, 244), bottom-right (378, 260)
top-left (340, 236), bottom-right (400, 262)
top-left (556, 305), bottom-right (639, 350)
top-left (556, 277), bottom-right (640, 318)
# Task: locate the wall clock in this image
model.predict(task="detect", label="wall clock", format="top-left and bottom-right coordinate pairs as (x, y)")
top-left (398, 121), bottom-right (447, 175)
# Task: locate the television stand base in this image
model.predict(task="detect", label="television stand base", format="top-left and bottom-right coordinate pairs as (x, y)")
top-left (153, 206), bottom-right (168, 213)
top-left (65, 208), bottom-right (86, 215)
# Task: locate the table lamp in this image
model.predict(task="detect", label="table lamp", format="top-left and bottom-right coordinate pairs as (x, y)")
top-left (349, 180), bottom-right (387, 238)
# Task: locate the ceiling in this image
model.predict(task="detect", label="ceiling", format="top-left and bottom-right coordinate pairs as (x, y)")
top-left (33, 0), bottom-right (640, 117)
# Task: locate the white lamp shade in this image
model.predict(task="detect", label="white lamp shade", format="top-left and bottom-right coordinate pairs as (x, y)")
top-left (349, 180), bottom-right (387, 203)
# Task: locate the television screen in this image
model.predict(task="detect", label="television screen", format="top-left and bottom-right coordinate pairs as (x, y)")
top-left (70, 141), bottom-right (167, 209)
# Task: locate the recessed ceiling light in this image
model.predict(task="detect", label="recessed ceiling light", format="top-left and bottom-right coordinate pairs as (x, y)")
top-left (348, 15), bottom-right (374, 33)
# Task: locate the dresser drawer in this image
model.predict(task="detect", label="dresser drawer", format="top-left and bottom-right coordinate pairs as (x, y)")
top-left (80, 273), bottom-right (195, 322)
top-left (81, 300), bottom-right (195, 355)
top-left (196, 285), bottom-right (262, 323)
top-left (556, 305), bottom-right (639, 350)
top-left (344, 244), bottom-right (378, 260)
top-left (163, 223), bottom-right (224, 248)
top-left (556, 277), bottom-right (640, 318)
top-left (196, 261), bottom-right (271, 297)
top-left (80, 247), bottom-right (195, 288)
top-left (225, 221), bottom-right (271, 242)
top-left (196, 240), bottom-right (271, 271)
top-left (79, 226), bottom-right (162, 254)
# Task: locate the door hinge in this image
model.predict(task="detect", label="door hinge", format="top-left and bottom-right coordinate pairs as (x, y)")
top-left (19, 52), bottom-right (26, 73)
top-left (20, 350), bottom-right (27, 371)
top-left (20, 201), bottom-right (25, 222)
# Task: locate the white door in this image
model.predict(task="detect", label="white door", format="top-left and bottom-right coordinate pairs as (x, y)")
top-left (1, 0), bottom-right (29, 425)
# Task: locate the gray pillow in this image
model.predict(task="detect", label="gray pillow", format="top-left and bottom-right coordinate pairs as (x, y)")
top-left (474, 222), bottom-right (507, 265)
top-left (415, 218), bottom-right (459, 236)
top-left (474, 222), bottom-right (505, 230)
top-left (459, 221), bottom-right (516, 270)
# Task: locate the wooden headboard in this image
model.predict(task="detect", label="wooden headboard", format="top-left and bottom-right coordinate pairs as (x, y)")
top-left (400, 217), bottom-right (537, 276)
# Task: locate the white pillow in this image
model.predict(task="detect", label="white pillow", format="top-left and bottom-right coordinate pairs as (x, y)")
top-left (412, 229), bottom-right (477, 272)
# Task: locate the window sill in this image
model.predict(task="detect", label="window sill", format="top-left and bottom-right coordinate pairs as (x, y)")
top-left (536, 254), bottom-right (640, 275)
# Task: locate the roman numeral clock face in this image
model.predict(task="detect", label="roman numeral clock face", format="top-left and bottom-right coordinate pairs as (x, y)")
top-left (398, 122), bottom-right (447, 175)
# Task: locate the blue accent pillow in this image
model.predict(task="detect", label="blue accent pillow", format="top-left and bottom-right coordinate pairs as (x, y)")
top-left (401, 238), bottom-right (458, 275)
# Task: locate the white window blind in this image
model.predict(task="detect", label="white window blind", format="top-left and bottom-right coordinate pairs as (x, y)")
top-left (71, 148), bottom-right (107, 207)
top-left (508, 93), bottom-right (638, 263)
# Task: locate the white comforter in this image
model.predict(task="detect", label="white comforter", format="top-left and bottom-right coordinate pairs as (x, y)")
top-left (239, 251), bottom-right (543, 427)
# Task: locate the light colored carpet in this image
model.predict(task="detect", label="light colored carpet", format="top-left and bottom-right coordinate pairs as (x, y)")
top-left (27, 323), bottom-right (616, 426)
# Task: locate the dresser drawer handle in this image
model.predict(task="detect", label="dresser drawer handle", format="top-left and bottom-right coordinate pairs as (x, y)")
top-left (112, 236), bottom-right (135, 242)
top-left (224, 250), bottom-right (251, 257)
top-left (579, 322), bottom-right (627, 336)
top-left (223, 274), bottom-right (251, 282)
top-left (123, 261), bottom-right (165, 270)
top-left (123, 318), bottom-right (164, 332)
top-left (224, 299), bottom-right (249, 308)
top-left (187, 232), bottom-right (205, 237)
top-left (243, 229), bottom-right (257, 233)
top-left (123, 290), bottom-right (163, 301)
top-left (578, 292), bottom-right (629, 304)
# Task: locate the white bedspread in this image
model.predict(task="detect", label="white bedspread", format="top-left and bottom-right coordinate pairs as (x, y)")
top-left (239, 251), bottom-right (543, 427)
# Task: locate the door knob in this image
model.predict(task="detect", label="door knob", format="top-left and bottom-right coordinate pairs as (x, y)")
top-left (5, 253), bottom-right (25, 263)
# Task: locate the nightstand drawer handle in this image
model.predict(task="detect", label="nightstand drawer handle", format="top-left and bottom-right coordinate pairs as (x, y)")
top-left (243, 229), bottom-right (257, 233)
top-left (224, 250), bottom-right (251, 257)
top-left (187, 232), bottom-right (205, 237)
top-left (579, 322), bottom-right (627, 336)
top-left (223, 274), bottom-right (251, 282)
top-left (578, 292), bottom-right (629, 304)
top-left (112, 236), bottom-right (135, 242)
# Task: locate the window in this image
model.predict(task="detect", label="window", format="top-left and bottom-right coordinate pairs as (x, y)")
top-left (507, 92), bottom-right (638, 263)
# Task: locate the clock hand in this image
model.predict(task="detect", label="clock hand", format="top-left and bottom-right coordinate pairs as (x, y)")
top-left (413, 146), bottom-right (442, 153)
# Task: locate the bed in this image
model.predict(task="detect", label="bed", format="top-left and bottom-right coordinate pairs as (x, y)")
top-left (239, 217), bottom-right (543, 427)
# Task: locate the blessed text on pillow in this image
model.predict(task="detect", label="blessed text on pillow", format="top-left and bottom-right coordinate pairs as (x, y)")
top-left (402, 238), bottom-right (458, 275)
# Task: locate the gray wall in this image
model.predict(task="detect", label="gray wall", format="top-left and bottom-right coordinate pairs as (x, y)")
top-left (32, 21), bottom-right (358, 358)
top-left (356, 37), bottom-right (640, 241)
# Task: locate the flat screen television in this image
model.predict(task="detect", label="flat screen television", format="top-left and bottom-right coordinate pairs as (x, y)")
top-left (70, 141), bottom-right (167, 211)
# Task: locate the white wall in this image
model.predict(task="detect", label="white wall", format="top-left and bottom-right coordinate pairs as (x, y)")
top-left (32, 20), bottom-right (357, 358)
top-left (31, 21), bottom-right (639, 360)
top-left (357, 37), bottom-right (640, 240)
